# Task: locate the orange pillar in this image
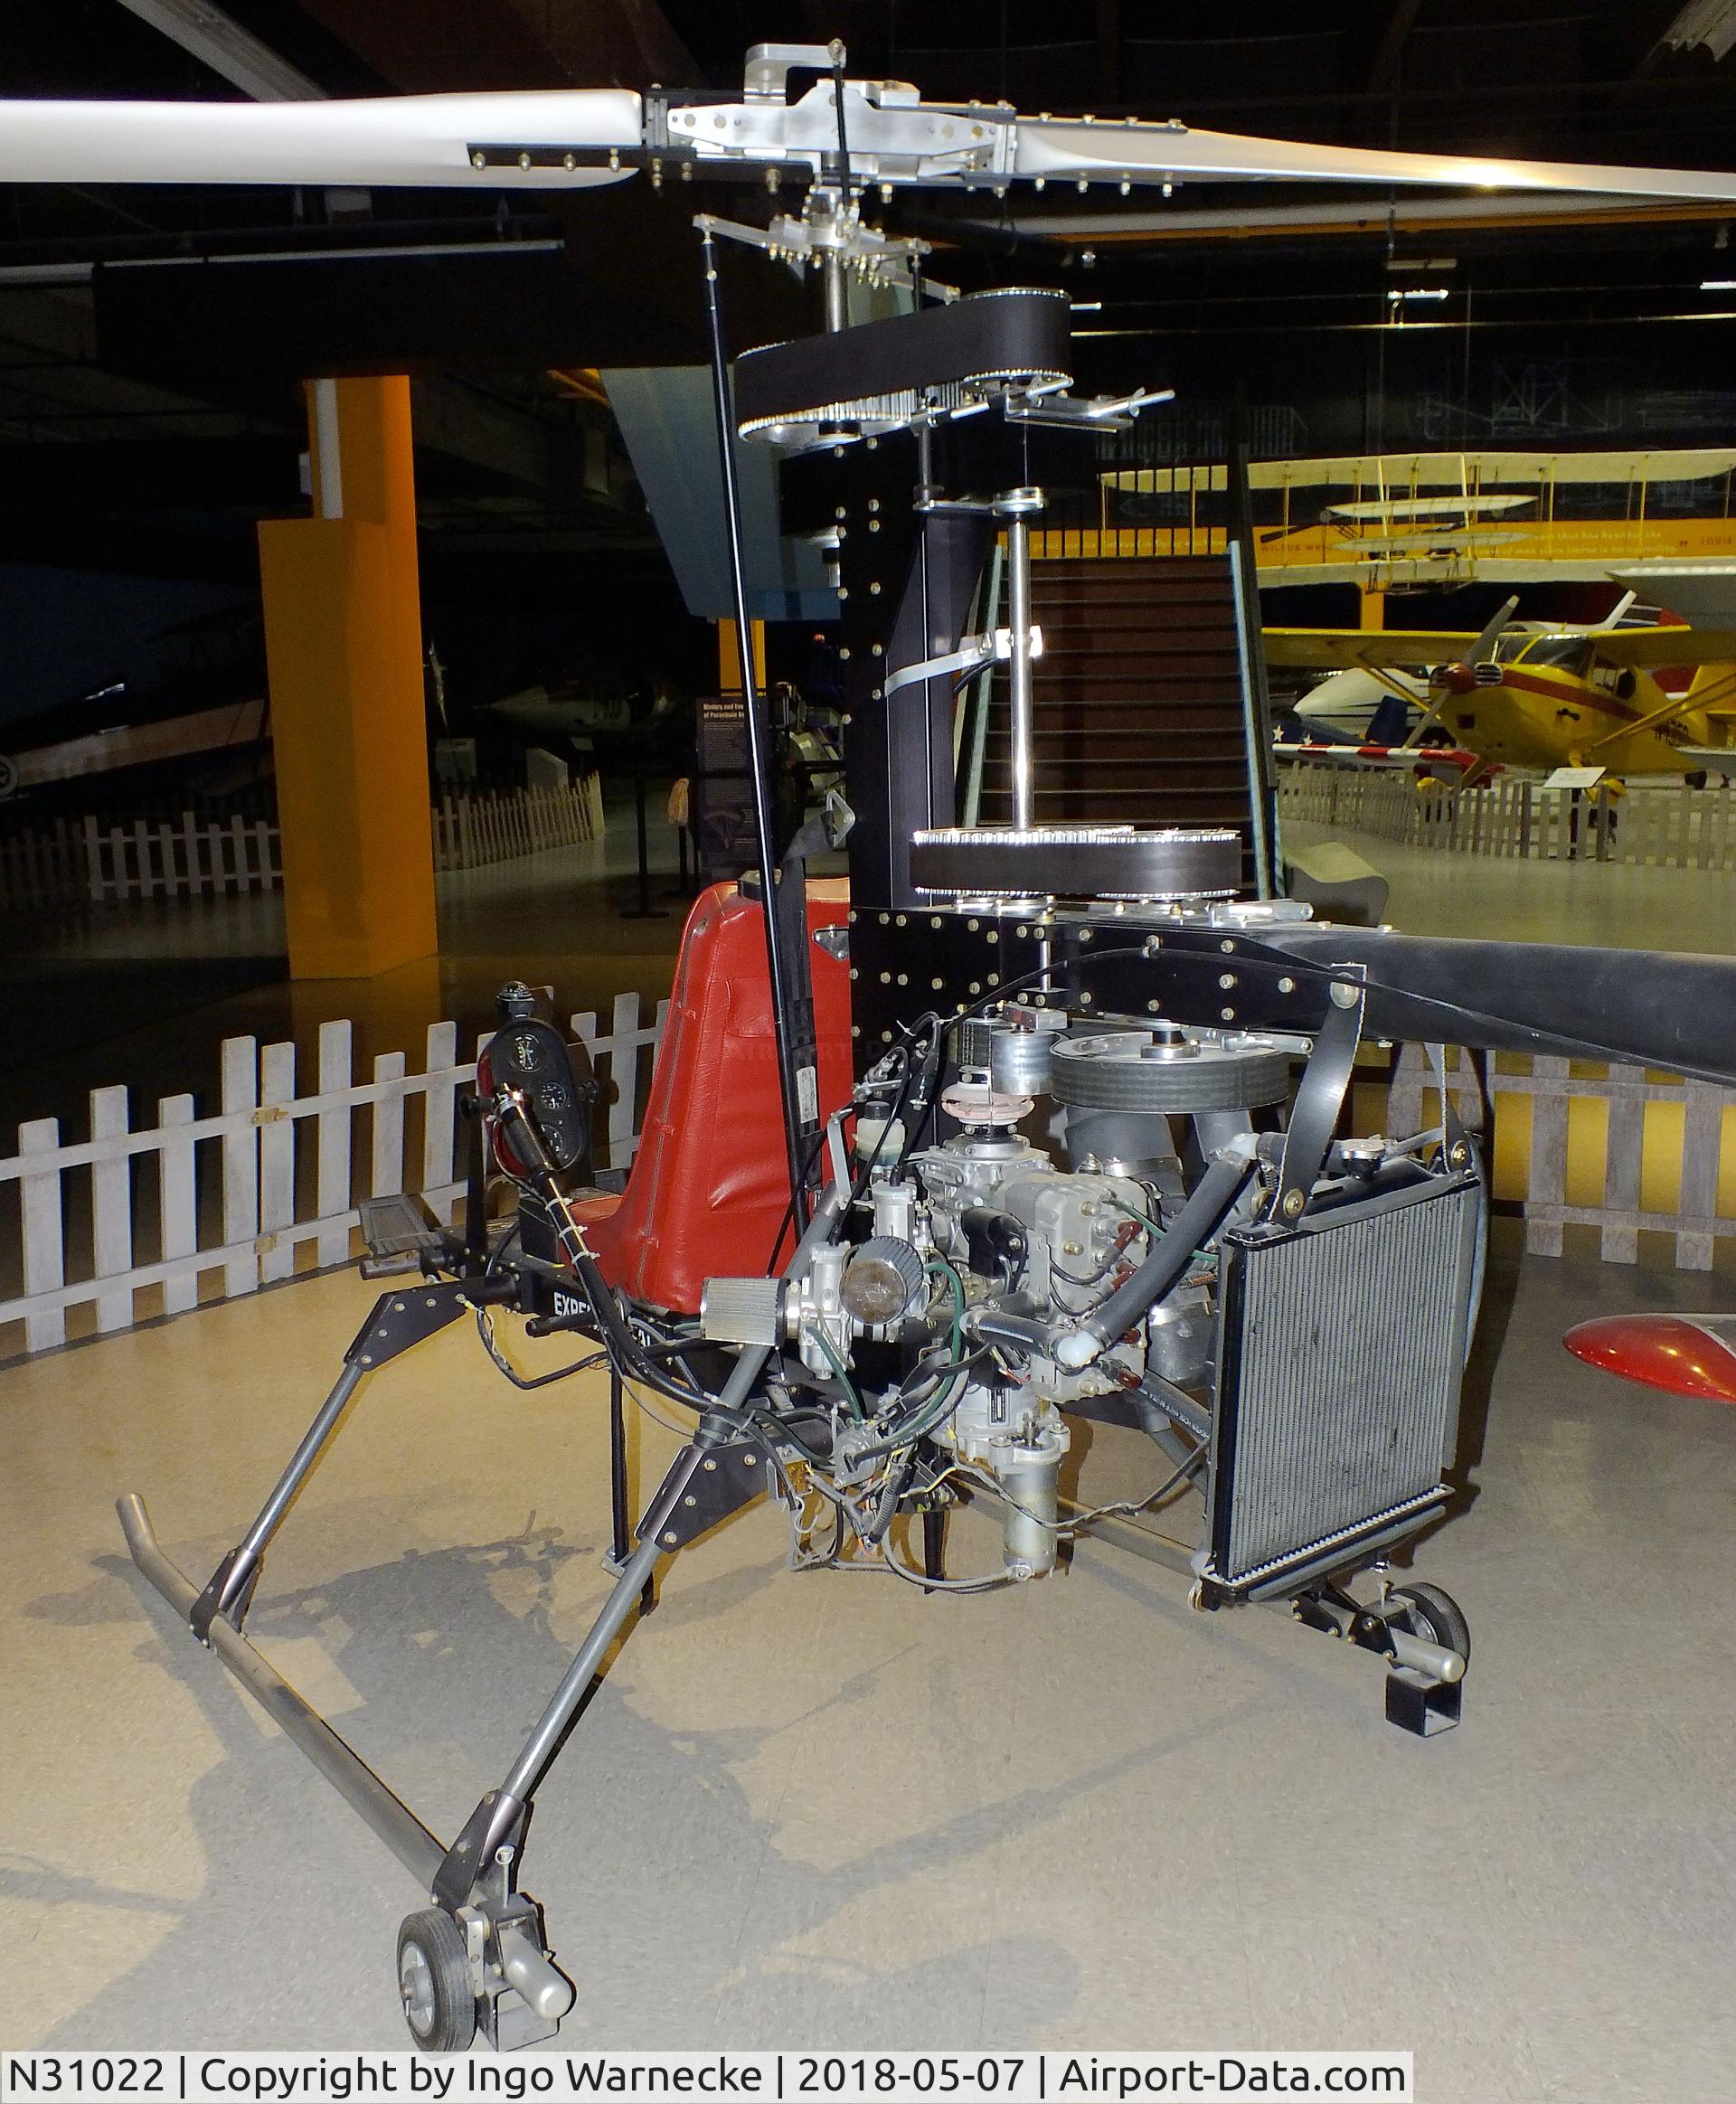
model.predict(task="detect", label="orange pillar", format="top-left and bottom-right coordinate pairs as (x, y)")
top-left (258, 375), bottom-right (437, 979)
top-left (716, 617), bottom-right (766, 693)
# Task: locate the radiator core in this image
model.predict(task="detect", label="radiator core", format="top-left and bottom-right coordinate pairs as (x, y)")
top-left (1206, 1170), bottom-right (1481, 1595)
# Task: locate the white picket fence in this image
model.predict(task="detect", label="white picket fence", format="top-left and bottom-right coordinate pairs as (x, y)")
top-left (86, 811), bottom-right (280, 902)
top-left (431, 777), bottom-right (606, 873)
top-left (1279, 761), bottom-right (1736, 870)
top-left (1, 990), bottom-right (665, 1356)
top-left (0, 777), bottom-right (608, 910)
top-left (0, 813), bottom-right (91, 908)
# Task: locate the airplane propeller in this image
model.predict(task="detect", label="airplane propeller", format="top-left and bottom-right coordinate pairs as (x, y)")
top-left (3, 43), bottom-right (1736, 203)
top-left (1431, 594), bottom-right (1523, 698)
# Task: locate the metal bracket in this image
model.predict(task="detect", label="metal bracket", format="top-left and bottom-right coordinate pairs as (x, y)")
top-left (638, 1435), bottom-right (769, 1549)
top-left (884, 623), bottom-right (1043, 698)
top-left (1270, 968), bottom-right (1366, 1222)
top-left (343, 1281), bottom-right (469, 1371)
top-left (433, 1788), bottom-right (528, 1914)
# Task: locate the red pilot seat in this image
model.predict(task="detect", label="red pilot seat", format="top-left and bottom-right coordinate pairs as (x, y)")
top-left (583, 879), bottom-right (856, 1314)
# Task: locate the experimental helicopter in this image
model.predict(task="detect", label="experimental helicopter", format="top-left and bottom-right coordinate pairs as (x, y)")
top-left (13, 35), bottom-right (1736, 2057)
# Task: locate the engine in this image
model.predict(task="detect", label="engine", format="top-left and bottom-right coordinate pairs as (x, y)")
top-left (697, 1003), bottom-right (1299, 1584)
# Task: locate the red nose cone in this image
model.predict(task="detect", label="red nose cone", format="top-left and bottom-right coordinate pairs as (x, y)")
top-left (1436, 662), bottom-right (1477, 695)
top-left (1563, 1314), bottom-right (1736, 1402)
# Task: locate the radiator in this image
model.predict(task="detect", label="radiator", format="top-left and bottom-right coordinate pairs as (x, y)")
top-left (1204, 1168), bottom-right (1482, 1599)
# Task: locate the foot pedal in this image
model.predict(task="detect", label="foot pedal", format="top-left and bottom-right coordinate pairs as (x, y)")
top-left (358, 1194), bottom-right (449, 1278)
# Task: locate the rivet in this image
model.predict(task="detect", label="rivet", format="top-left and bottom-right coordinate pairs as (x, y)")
top-left (1222, 1006), bottom-right (1236, 1021)
top-left (1219, 973), bottom-right (1236, 990)
top-left (664, 1531), bottom-right (679, 1545)
top-left (684, 1495), bottom-right (698, 1507)
top-left (703, 1458), bottom-right (718, 1471)
top-left (931, 977), bottom-right (945, 990)
top-left (1278, 976), bottom-right (1295, 994)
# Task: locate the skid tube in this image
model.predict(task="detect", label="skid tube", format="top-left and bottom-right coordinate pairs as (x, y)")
top-left (116, 1188), bottom-right (847, 2048)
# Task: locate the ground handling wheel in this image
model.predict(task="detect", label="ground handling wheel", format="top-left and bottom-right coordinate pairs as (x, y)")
top-left (1382, 1581), bottom-right (1470, 1738)
top-left (1388, 1580), bottom-right (1470, 1667)
top-left (397, 1908), bottom-right (477, 2052)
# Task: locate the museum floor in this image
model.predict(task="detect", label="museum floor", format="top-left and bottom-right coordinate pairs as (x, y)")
top-left (2, 1224), bottom-right (1731, 2097)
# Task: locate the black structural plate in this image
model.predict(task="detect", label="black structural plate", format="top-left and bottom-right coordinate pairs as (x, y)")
top-left (1060, 921), bottom-right (1736, 1082)
top-left (638, 1437), bottom-right (769, 1549)
top-left (734, 288), bottom-right (1071, 431)
top-left (343, 1282), bottom-right (469, 1370)
top-left (910, 827), bottom-right (1241, 902)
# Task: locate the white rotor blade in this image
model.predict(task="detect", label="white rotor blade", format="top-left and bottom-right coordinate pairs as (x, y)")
top-left (1014, 118), bottom-right (1736, 203)
top-left (0, 90), bottom-right (642, 187)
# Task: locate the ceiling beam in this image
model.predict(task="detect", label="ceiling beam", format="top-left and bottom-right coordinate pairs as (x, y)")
top-left (1365, 0), bottom-right (1422, 98)
top-left (113, 0), bottom-right (324, 100)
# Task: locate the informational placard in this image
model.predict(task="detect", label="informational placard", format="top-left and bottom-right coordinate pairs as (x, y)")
top-left (694, 691), bottom-right (756, 881)
top-left (1543, 765), bottom-right (1607, 790)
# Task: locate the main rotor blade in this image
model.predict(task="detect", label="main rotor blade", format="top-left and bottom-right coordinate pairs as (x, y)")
top-left (0, 90), bottom-right (642, 187)
top-left (1013, 118), bottom-right (1736, 204)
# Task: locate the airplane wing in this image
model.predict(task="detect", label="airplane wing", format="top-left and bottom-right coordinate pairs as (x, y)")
top-left (1274, 741), bottom-right (1482, 776)
top-left (1590, 627), bottom-right (1736, 667)
top-left (1263, 629), bottom-right (1487, 670)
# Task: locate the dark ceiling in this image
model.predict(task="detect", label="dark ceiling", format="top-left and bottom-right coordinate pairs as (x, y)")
top-left (0, 0), bottom-right (1733, 599)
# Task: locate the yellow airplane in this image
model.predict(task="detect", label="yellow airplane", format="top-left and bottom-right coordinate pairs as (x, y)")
top-left (1266, 594), bottom-right (1736, 781)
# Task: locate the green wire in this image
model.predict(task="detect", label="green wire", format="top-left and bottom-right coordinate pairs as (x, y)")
top-left (1105, 1194), bottom-right (1219, 1269)
top-left (924, 1253), bottom-right (966, 1358)
top-left (808, 1321), bottom-right (865, 1422)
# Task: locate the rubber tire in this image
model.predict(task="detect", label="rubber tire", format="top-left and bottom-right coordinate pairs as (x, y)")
top-left (1390, 1581), bottom-right (1470, 1669)
top-left (397, 1909), bottom-right (476, 2053)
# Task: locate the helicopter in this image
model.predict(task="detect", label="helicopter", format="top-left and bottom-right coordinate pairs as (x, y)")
top-left (11, 36), bottom-right (1736, 2053)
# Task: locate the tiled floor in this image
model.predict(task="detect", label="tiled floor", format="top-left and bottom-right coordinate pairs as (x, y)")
top-left (2, 1226), bottom-right (1731, 2093)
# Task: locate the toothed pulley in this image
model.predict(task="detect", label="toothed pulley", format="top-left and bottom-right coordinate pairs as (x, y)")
top-left (1051, 1026), bottom-right (1293, 1114)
